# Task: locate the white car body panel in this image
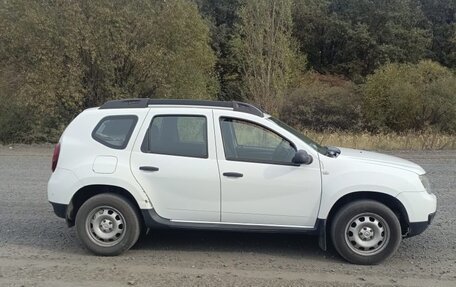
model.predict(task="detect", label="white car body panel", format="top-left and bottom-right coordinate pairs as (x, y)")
top-left (48, 107), bottom-right (153, 209)
top-left (396, 191), bottom-right (437, 222)
top-left (317, 148), bottom-right (428, 219)
top-left (212, 110), bottom-right (322, 227)
top-left (92, 155), bottom-right (118, 174)
top-left (336, 148), bottom-right (426, 175)
top-left (48, 167), bottom-right (80, 204)
top-left (130, 108), bottom-right (221, 222)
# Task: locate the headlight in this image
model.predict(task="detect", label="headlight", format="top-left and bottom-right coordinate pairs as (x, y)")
top-left (419, 174), bottom-right (432, 194)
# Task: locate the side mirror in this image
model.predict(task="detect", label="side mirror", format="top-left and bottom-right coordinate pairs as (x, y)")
top-left (292, 150), bottom-right (313, 165)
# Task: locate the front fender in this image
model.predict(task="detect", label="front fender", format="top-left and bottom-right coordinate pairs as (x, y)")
top-left (317, 157), bottom-right (423, 219)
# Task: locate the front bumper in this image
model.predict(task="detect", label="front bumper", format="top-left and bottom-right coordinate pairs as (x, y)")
top-left (396, 191), bottom-right (437, 222)
top-left (396, 190), bottom-right (436, 238)
top-left (406, 212), bottom-right (436, 237)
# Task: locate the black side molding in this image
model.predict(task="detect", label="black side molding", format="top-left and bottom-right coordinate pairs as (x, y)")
top-left (141, 208), bottom-right (323, 235)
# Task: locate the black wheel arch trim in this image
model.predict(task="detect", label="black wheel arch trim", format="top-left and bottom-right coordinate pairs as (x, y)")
top-left (50, 201), bottom-right (67, 219)
top-left (64, 185), bottom-right (143, 227)
top-left (325, 191), bottom-right (411, 236)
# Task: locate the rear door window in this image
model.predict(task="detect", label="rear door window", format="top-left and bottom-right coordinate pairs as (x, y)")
top-left (92, 115), bottom-right (138, 149)
top-left (141, 115), bottom-right (208, 158)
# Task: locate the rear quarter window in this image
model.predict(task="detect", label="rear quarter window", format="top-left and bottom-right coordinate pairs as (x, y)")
top-left (92, 115), bottom-right (138, 149)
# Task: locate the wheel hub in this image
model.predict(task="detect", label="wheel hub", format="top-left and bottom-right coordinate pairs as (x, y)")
top-left (345, 213), bottom-right (389, 255)
top-left (85, 206), bottom-right (126, 247)
top-left (100, 219), bottom-right (114, 232)
top-left (359, 227), bottom-right (374, 241)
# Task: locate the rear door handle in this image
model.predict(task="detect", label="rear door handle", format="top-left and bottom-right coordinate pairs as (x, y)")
top-left (139, 166), bottom-right (159, 172)
top-left (223, 172), bottom-right (243, 178)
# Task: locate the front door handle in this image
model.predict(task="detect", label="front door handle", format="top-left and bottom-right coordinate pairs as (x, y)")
top-left (223, 172), bottom-right (243, 178)
top-left (139, 166), bottom-right (159, 172)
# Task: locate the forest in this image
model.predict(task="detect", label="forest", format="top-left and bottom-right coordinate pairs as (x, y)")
top-left (0, 0), bottom-right (455, 146)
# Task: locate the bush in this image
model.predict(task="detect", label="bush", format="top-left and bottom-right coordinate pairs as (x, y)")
top-left (281, 73), bottom-right (362, 131)
top-left (363, 60), bottom-right (456, 133)
top-left (0, 100), bottom-right (31, 143)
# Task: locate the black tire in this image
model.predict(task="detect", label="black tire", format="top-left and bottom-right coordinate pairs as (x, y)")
top-left (330, 200), bottom-right (401, 265)
top-left (75, 193), bottom-right (141, 256)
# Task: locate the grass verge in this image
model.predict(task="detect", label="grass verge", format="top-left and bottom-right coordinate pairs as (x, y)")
top-left (305, 131), bottom-right (456, 150)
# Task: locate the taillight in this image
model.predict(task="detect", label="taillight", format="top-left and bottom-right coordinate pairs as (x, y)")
top-left (51, 143), bottom-right (61, 172)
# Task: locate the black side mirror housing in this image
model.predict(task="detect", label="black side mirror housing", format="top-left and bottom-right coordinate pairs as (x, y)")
top-left (292, 150), bottom-right (313, 165)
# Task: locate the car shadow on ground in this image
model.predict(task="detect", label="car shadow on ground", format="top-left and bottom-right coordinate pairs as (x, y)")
top-left (133, 228), bottom-right (339, 262)
top-left (0, 214), bottom-right (340, 263)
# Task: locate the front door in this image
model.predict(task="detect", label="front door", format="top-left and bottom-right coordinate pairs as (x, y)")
top-left (213, 110), bottom-right (322, 227)
top-left (131, 108), bottom-right (220, 222)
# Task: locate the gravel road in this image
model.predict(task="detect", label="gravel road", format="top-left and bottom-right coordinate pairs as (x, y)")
top-left (0, 145), bottom-right (455, 287)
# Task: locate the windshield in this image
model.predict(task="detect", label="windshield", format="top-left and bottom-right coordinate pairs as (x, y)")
top-left (268, 117), bottom-right (328, 155)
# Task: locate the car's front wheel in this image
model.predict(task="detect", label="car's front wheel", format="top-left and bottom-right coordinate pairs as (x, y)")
top-left (75, 193), bottom-right (141, 256)
top-left (330, 200), bottom-right (402, 265)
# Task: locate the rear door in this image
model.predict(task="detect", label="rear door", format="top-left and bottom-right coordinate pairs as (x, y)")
top-left (131, 108), bottom-right (220, 222)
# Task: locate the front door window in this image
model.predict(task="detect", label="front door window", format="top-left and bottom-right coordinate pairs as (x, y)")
top-left (220, 117), bottom-right (296, 164)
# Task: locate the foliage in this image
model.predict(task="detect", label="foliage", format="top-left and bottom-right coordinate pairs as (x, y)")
top-left (228, 0), bottom-right (305, 116)
top-left (293, 0), bottom-right (431, 79)
top-left (281, 73), bottom-right (361, 131)
top-left (419, 0), bottom-right (456, 69)
top-left (1, 0), bottom-right (456, 143)
top-left (0, 0), bottom-right (217, 143)
top-left (194, 0), bottom-right (243, 101)
top-left (363, 61), bottom-right (456, 133)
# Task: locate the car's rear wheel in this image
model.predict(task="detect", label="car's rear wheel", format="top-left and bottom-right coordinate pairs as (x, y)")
top-left (330, 200), bottom-right (401, 265)
top-left (75, 193), bottom-right (141, 256)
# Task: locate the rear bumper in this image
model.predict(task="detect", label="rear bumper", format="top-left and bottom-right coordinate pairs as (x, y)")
top-left (50, 202), bottom-right (68, 219)
top-left (406, 212), bottom-right (436, 238)
top-left (47, 168), bottom-right (79, 205)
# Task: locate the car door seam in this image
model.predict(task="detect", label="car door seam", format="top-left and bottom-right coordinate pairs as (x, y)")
top-left (212, 109), bottom-right (223, 222)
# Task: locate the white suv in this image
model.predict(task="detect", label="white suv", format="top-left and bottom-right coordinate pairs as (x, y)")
top-left (48, 99), bottom-right (437, 265)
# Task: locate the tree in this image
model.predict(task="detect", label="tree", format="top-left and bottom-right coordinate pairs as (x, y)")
top-left (69, 0), bottom-right (218, 106)
top-left (293, 0), bottom-right (431, 79)
top-left (194, 0), bottom-right (243, 101)
top-left (230, 0), bottom-right (304, 115)
top-left (363, 61), bottom-right (456, 132)
top-left (419, 0), bottom-right (456, 68)
top-left (0, 0), bottom-right (217, 142)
